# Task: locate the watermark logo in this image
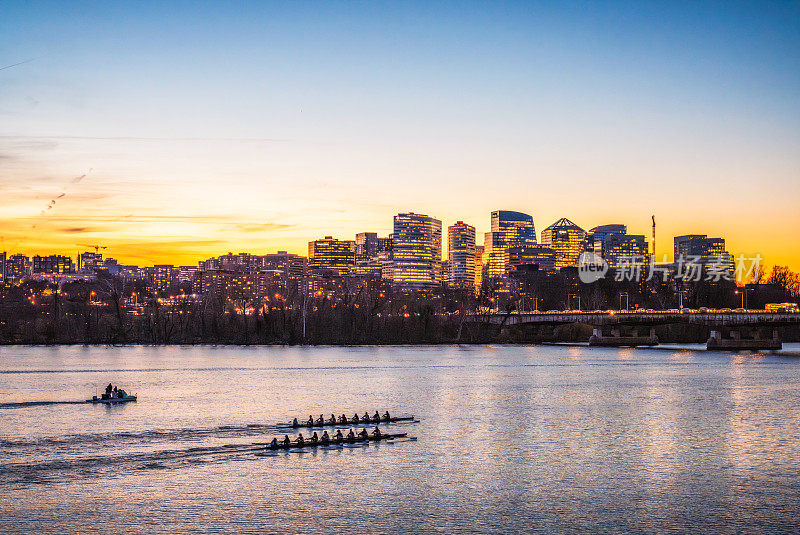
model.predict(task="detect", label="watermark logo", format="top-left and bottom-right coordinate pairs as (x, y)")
top-left (578, 252), bottom-right (608, 283)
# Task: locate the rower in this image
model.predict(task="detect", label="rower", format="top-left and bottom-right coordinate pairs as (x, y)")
top-left (316, 414), bottom-right (324, 425)
top-left (306, 415), bottom-right (314, 426)
top-left (352, 413), bottom-right (360, 424)
top-left (358, 428), bottom-right (369, 440)
top-left (269, 437), bottom-right (278, 449)
top-left (363, 411), bottom-right (371, 422)
top-left (328, 414), bottom-right (337, 424)
top-left (309, 432), bottom-right (319, 445)
top-left (372, 427), bottom-right (382, 438)
top-left (334, 429), bottom-right (344, 442)
top-left (296, 433), bottom-right (305, 446)
top-left (321, 431), bottom-right (330, 445)
top-left (282, 435), bottom-right (291, 446)
top-left (382, 411), bottom-right (390, 421)
top-left (346, 429), bottom-right (356, 442)
top-left (373, 411), bottom-right (380, 421)
top-left (338, 414), bottom-right (348, 424)
top-left (292, 418), bottom-right (299, 427)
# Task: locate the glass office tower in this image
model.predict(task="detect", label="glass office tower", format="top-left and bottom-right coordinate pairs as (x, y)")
top-left (585, 224), bottom-right (627, 256)
top-left (447, 221), bottom-right (476, 289)
top-left (540, 218), bottom-right (587, 269)
top-left (308, 236), bottom-right (356, 276)
top-left (483, 210), bottom-right (537, 278)
top-left (392, 213), bottom-right (442, 290)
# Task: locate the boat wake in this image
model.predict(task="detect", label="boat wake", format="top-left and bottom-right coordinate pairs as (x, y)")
top-left (0, 423), bottom-right (276, 450)
top-left (0, 401), bottom-right (87, 409)
top-left (0, 442), bottom-right (264, 486)
top-left (0, 434), bottom-right (414, 486)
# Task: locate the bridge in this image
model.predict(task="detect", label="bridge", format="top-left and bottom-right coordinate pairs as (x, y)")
top-left (468, 311), bottom-right (800, 350)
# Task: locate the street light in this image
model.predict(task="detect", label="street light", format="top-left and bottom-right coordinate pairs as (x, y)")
top-left (735, 288), bottom-right (753, 309)
top-left (677, 289), bottom-right (687, 310)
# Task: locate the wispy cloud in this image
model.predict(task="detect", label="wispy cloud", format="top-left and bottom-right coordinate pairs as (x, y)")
top-left (233, 222), bottom-right (295, 233)
top-left (0, 135), bottom-right (284, 143)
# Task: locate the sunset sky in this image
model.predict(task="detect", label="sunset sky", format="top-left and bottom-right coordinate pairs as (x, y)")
top-left (1, 2), bottom-right (798, 269)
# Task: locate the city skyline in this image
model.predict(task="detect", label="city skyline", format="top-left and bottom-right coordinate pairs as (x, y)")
top-left (1, 2), bottom-right (798, 269)
top-left (0, 207), bottom-right (771, 272)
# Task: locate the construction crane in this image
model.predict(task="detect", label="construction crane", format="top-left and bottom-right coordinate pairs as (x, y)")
top-left (78, 244), bottom-right (107, 254)
top-left (651, 216), bottom-right (656, 258)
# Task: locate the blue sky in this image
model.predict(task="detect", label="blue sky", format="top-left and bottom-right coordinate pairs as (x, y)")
top-left (1, 1), bottom-right (799, 266)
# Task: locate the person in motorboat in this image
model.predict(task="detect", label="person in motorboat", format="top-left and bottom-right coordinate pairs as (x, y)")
top-left (328, 414), bottom-right (337, 424)
top-left (292, 418), bottom-right (299, 427)
top-left (338, 414), bottom-right (348, 424)
top-left (363, 411), bottom-right (371, 422)
top-left (320, 431), bottom-right (330, 445)
top-left (346, 429), bottom-right (356, 442)
top-left (351, 413), bottom-right (360, 424)
top-left (382, 411), bottom-right (390, 421)
top-left (306, 415), bottom-right (314, 426)
top-left (269, 437), bottom-right (279, 449)
top-left (334, 429), bottom-right (344, 442)
top-left (372, 427), bottom-right (382, 438)
top-left (282, 435), bottom-right (291, 446)
top-left (358, 428), bottom-right (369, 440)
top-left (315, 414), bottom-right (324, 426)
top-left (309, 432), bottom-right (319, 445)
top-left (296, 433), bottom-right (305, 446)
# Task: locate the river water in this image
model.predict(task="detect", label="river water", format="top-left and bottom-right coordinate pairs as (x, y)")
top-left (1, 344), bottom-right (799, 534)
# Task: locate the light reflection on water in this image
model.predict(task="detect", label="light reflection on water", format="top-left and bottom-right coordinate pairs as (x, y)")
top-left (1, 344), bottom-right (799, 534)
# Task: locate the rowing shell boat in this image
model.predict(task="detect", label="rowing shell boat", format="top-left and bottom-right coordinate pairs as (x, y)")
top-left (278, 416), bottom-right (415, 429)
top-left (262, 432), bottom-right (409, 450)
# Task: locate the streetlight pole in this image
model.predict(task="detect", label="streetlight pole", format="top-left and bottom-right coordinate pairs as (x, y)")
top-left (735, 288), bottom-right (753, 310)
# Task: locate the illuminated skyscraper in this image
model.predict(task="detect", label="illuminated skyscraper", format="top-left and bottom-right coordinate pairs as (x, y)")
top-left (474, 245), bottom-right (484, 291)
top-left (674, 235), bottom-right (728, 259)
top-left (355, 232), bottom-right (392, 261)
top-left (540, 218), bottom-right (586, 269)
top-left (673, 234), bottom-right (733, 277)
top-left (447, 221), bottom-right (476, 289)
top-left (308, 237), bottom-right (355, 276)
top-left (603, 234), bottom-right (648, 270)
top-left (483, 210), bottom-right (537, 277)
top-left (392, 212), bottom-right (442, 290)
top-left (585, 224), bottom-right (627, 256)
